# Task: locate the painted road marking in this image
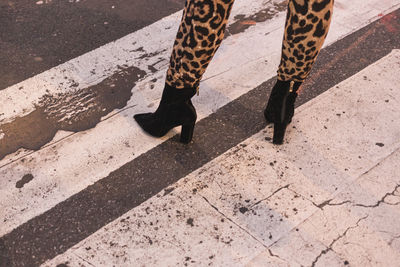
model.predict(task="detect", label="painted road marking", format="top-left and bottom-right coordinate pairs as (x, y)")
top-left (0, 0), bottom-right (186, 90)
top-left (1, 0), bottom-right (399, 162)
top-left (44, 51), bottom-right (400, 266)
top-left (1, 9), bottom-right (399, 265)
top-left (1, 0), bottom-right (399, 241)
top-left (0, 0), bottom-right (288, 125)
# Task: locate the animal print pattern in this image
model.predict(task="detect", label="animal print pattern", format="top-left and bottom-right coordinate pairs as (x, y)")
top-left (277, 0), bottom-right (334, 82)
top-left (166, 0), bottom-right (235, 90)
top-left (166, 0), bottom-right (333, 90)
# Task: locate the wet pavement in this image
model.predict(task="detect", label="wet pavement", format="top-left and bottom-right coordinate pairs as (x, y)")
top-left (0, 0), bottom-right (400, 266)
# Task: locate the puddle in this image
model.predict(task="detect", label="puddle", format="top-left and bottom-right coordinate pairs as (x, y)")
top-left (0, 66), bottom-right (146, 160)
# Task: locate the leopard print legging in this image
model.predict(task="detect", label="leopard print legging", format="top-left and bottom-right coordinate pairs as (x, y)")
top-left (166, 0), bottom-right (334, 90)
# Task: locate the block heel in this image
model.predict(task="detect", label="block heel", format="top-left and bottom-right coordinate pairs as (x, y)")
top-left (180, 123), bottom-right (195, 144)
top-left (264, 80), bottom-right (302, 144)
top-left (272, 122), bottom-right (287, 145)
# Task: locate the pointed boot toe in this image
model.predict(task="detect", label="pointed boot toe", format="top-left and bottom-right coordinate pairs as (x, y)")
top-left (133, 83), bottom-right (197, 143)
top-left (134, 112), bottom-right (163, 137)
top-left (134, 112), bottom-right (152, 124)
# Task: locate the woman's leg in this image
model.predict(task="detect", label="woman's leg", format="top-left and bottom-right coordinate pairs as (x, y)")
top-left (166, 0), bottom-right (236, 91)
top-left (134, 0), bottom-right (235, 143)
top-left (277, 0), bottom-right (334, 82)
top-left (166, 0), bottom-right (332, 89)
top-left (265, 0), bottom-right (334, 144)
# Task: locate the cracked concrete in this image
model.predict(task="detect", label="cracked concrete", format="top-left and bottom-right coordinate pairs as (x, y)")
top-left (45, 178), bottom-right (267, 267)
top-left (249, 184), bottom-right (291, 209)
top-left (285, 148), bottom-right (400, 266)
top-left (354, 184), bottom-right (400, 208)
top-left (313, 199), bottom-right (352, 210)
top-left (201, 195), bottom-right (269, 249)
top-left (43, 49), bottom-right (400, 266)
top-left (310, 216), bottom-right (369, 267)
top-left (2, 2), bottom-right (399, 251)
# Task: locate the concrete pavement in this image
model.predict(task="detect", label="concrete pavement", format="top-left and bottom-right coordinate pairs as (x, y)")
top-left (45, 48), bottom-right (400, 267)
top-left (0, 0), bottom-right (399, 266)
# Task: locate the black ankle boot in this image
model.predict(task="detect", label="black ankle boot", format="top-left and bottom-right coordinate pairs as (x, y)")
top-left (134, 83), bottom-right (197, 144)
top-left (264, 80), bottom-right (302, 144)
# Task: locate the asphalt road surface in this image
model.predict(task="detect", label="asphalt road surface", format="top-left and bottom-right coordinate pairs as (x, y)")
top-left (1, 0), bottom-right (400, 266)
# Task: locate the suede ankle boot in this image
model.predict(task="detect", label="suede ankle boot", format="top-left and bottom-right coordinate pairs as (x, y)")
top-left (134, 83), bottom-right (197, 144)
top-left (264, 80), bottom-right (302, 144)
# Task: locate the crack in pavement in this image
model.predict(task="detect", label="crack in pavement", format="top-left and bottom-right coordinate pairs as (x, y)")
top-left (313, 199), bottom-right (352, 210)
top-left (200, 192), bottom-right (293, 264)
top-left (265, 247), bottom-right (288, 264)
top-left (200, 195), bottom-right (269, 249)
top-left (357, 147), bottom-right (400, 178)
top-left (300, 148), bottom-right (400, 212)
top-left (310, 216), bottom-right (369, 267)
top-left (291, 183), bottom-right (399, 224)
top-left (72, 252), bottom-right (96, 267)
top-left (355, 184), bottom-right (400, 208)
top-left (249, 184), bottom-right (291, 209)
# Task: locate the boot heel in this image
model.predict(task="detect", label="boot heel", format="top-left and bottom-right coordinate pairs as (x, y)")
top-left (180, 123), bottom-right (195, 144)
top-left (273, 122), bottom-right (287, 145)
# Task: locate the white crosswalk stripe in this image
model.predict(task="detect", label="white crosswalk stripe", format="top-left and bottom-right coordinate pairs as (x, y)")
top-left (1, 0), bottom-right (398, 237)
top-left (1, 0), bottom-right (400, 265)
top-left (44, 51), bottom-right (400, 266)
